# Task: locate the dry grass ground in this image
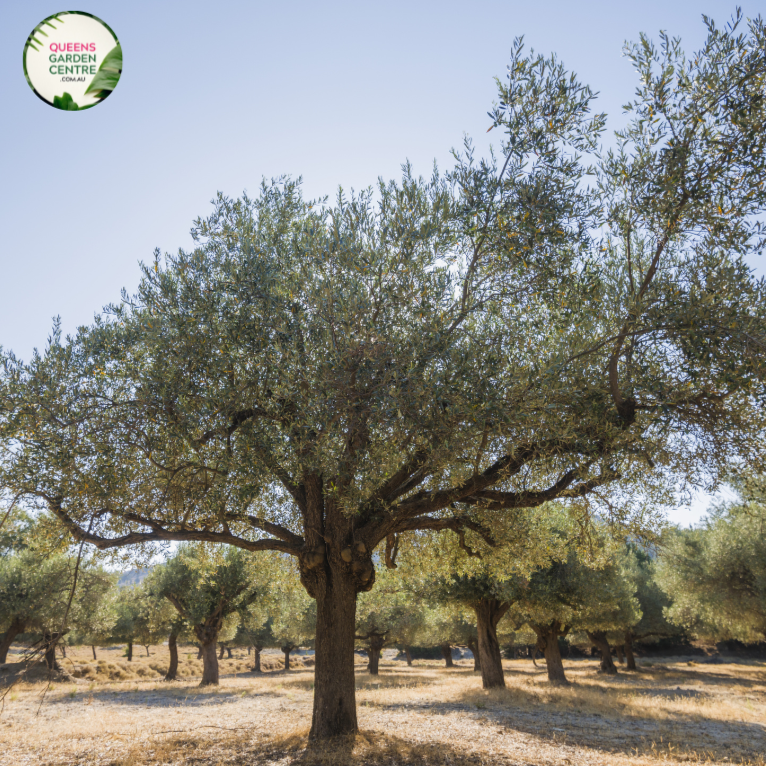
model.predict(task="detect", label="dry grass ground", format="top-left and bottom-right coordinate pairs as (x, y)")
top-left (1, 647), bottom-right (764, 766)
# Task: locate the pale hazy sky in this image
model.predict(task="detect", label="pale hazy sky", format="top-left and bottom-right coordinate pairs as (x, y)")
top-left (1, 1), bottom-right (760, 526)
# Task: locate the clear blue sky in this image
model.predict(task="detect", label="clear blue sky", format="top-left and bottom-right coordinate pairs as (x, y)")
top-left (1, 1), bottom-right (759, 526)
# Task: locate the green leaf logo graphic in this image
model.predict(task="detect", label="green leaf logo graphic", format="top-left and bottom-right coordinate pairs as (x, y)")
top-left (52, 92), bottom-right (80, 110)
top-left (84, 43), bottom-right (122, 99)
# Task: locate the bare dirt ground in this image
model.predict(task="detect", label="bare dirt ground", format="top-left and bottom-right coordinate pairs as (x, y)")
top-left (0, 646), bottom-right (764, 766)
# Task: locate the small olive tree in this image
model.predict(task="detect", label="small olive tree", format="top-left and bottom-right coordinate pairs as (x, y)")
top-left (152, 545), bottom-right (260, 685)
top-left (620, 546), bottom-right (683, 669)
top-left (0, 544), bottom-right (115, 668)
top-left (506, 547), bottom-right (640, 684)
top-left (355, 565), bottom-right (426, 674)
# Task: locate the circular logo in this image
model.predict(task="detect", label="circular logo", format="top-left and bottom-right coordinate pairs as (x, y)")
top-left (23, 12), bottom-right (122, 111)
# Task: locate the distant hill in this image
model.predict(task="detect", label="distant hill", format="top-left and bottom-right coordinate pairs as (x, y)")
top-left (117, 567), bottom-right (152, 587)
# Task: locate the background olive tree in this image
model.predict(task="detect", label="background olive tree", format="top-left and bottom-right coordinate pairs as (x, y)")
top-left (152, 545), bottom-right (261, 685)
top-left (657, 474), bottom-right (766, 644)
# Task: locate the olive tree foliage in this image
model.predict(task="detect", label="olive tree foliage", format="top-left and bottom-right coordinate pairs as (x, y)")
top-left (110, 583), bottom-right (172, 660)
top-left (656, 473), bottom-right (766, 643)
top-left (2, 14), bottom-right (766, 737)
top-left (416, 604), bottom-right (477, 668)
top-left (69, 583), bottom-right (121, 660)
top-left (237, 611), bottom-right (273, 671)
top-left (619, 545), bottom-right (683, 669)
top-left (270, 575), bottom-right (316, 670)
top-left (0, 513), bottom-right (116, 666)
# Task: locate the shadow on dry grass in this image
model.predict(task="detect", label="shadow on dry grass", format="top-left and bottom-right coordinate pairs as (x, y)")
top-left (113, 728), bottom-right (490, 766)
top-left (446, 664), bottom-right (766, 764)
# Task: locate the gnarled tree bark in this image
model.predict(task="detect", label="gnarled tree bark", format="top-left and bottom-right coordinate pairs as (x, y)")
top-left (43, 631), bottom-right (63, 671)
top-left (624, 630), bottom-right (637, 671)
top-left (467, 638), bottom-right (481, 671)
top-left (531, 621), bottom-right (570, 685)
top-left (587, 630), bottom-right (618, 675)
top-left (252, 643), bottom-right (263, 672)
top-left (282, 643), bottom-right (296, 671)
top-left (472, 598), bottom-right (510, 688)
top-left (196, 625), bottom-right (220, 685)
top-left (440, 643), bottom-right (454, 668)
top-left (165, 629), bottom-right (180, 681)
top-left (0, 617), bottom-right (25, 664)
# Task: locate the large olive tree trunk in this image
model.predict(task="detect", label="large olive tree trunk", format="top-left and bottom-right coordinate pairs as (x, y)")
top-left (440, 643), bottom-right (454, 668)
top-left (195, 625), bottom-right (220, 685)
top-left (472, 598), bottom-right (510, 689)
top-left (403, 646), bottom-right (413, 666)
top-left (310, 573), bottom-right (360, 738)
top-left (219, 644), bottom-right (225, 660)
top-left (587, 630), bottom-right (618, 675)
top-left (301, 533), bottom-right (375, 740)
top-left (126, 641), bottom-right (133, 662)
top-left (624, 631), bottom-right (637, 671)
top-left (165, 629), bottom-right (180, 681)
top-left (531, 621), bottom-right (569, 685)
top-left (0, 617), bottom-right (25, 664)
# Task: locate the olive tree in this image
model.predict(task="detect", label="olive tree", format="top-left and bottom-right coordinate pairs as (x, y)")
top-left (428, 573), bottom-right (516, 688)
top-left (506, 547), bottom-right (640, 683)
top-left (0, 544), bottom-right (115, 668)
top-left (355, 565), bottom-right (426, 674)
top-left (417, 604), bottom-right (478, 669)
top-left (270, 579), bottom-right (316, 671)
top-left (152, 545), bottom-right (260, 685)
top-left (2, 14), bottom-right (765, 737)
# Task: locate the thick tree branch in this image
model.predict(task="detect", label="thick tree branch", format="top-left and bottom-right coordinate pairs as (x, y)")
top-left (461, 467), bottom-right (617, 510)
top-left (47, 500), bottom-right (300, 555)
top-left (226, 513), bottom-right (305, 549)
top-left (165, 593), bottom-right (190, 621)
top-left (390, 446), bottom-right (537, 518)
top-left (608, 192), bottom-right (690, 417)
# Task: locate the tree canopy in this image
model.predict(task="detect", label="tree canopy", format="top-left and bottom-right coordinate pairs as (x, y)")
top-left (657, 473), bottom-right (766, 643)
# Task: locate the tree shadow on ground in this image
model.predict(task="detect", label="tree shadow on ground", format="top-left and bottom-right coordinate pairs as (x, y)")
top-left (276, 670), bottom-right (442, 693)
top-left (36, 683), bottom-right (306, 708)
top-left (638, 663), bottom-right (766, 689)
top-left (445, 681), bottom-right (766, 763)
top-left (155, 729), bottom-right (492, 766)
